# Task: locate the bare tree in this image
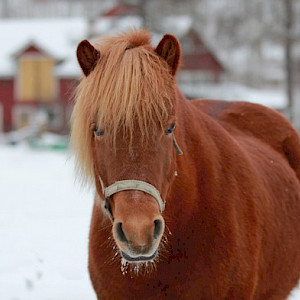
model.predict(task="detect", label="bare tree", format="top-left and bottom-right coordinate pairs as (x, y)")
top-left (1, 0), bottom-right (9, 18)
top-left (139, 0), bottom-right (147, 28)
top-left (284, 0), bottom-right (294, 121)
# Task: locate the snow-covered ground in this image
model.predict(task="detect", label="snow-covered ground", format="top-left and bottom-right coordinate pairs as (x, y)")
top-left (0, 144), bottom-right (300, 299)
top-left (0, 145), bottom-right (96, 300)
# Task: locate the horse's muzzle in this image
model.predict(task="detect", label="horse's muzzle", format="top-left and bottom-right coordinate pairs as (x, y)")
top-left (110, 191), bottom-right (165, 263)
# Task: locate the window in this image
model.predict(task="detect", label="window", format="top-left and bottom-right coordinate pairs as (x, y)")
top-left (13, 105), bottom-right (36, 129)
top-left (13, 105), bottom-right (62, 131)
top-left (17, 53), bottom-right (56, 101)
top-left (43, 105), bottom-right (63, 130)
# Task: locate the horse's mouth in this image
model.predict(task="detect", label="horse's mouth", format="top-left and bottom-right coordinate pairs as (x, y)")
top-left (121, 251), bottom-right (157, 263)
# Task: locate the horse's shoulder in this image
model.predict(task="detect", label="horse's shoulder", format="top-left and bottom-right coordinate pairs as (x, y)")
top-left (190, 99), bottom-right (279, 123)
top-left (190, 99), bottom-right (300, 180)
top-left (190, 99), bottom-right (291, 137)
top-left (189, 99), bottom-right (231, 118)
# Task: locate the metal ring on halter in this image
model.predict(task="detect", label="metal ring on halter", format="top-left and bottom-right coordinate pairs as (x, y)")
top-left (99, 177), bottom-right (165, 213)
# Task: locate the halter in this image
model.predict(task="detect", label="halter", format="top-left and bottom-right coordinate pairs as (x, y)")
top-left (98, 132), bottom-right (183, 217)
top-left (99, 177), bottom-right (165, 213)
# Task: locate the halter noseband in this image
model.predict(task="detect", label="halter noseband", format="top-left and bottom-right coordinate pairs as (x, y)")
top-left (99, 177), bottom-right (165, 214)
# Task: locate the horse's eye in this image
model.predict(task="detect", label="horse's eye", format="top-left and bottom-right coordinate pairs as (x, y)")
top-left (93, 125), bottom-right (104, 137)
top-left (165, 122), bottom-right (176, 135)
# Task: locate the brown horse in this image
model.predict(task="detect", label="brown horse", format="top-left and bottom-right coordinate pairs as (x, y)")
top-left (71, 30), bottom-right (300, 299)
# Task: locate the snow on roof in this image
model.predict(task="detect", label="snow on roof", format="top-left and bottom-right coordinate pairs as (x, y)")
top-left (0, 16), bottom-right (195, 78)
top-left (0, 15), bottom-right (232, 79)
top-left (0, 18), bottom-right (87, 77)
top-left (0, 17), bottom-right (147, 78)
top-left (93, 16), bottom-right (142, 37)
top-left (159, 15), bottom-right (193, 38)
top-left (180, 81), bottom-right (287, 110)
top-left (0, 16), bottom-right (289, 82)
top-left (54, 56), bottom-right (81, 78)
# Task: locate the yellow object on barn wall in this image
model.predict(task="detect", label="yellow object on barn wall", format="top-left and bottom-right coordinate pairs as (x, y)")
top-left (17, 54), bottom-right (56, 101)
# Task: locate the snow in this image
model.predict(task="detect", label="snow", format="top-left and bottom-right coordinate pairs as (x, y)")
top-left (0, 145), bottom-right (96, 300)
top-left (159, 15), bottom-right (193, 37)
top-left (0, 144), bottom-right (299, 299)
top-left (94, 16), bottom-right (142, 37)
top-left (0, 18), bottom-right (87, 77)
top-left (0, 15), bottom-right (196, 78)
top-left (0, 16), bottom-right (144, 78)
top-left (55, 56), bottom-right (81, 78)
top-left (179, 81), bottom-right (287, 110)
top-left (261, 42), bottom-right (284, 61)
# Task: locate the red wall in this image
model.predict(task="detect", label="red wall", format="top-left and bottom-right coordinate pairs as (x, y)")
top-left (0, 80), bottom-right (14, 132)
top-left (59, 78), bottom-right (78, 133)
top-left (182, 53), bottom-right (223, 72)
top-left (181, 53), bottom-right (224, 82)
top-left (0, 77), bottom-right (79, 133)
top-left (59, 78), bottom-right (78, 104)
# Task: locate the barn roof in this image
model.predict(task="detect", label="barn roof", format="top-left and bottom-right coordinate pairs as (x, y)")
top-left (0, 15), bottom-right (286, 81)
top-left (102, 3), bottom-right (140, 17)
top-left (0, 17), bottom-right (142, 78)
top-left (0, 16), bottom-right (289, 111)
top-left (0, 18), bottom-right (87, 77)
top-left (0, 15), bottom-right (228, 79)
top-left (13, 41), bottom-right (57, 59)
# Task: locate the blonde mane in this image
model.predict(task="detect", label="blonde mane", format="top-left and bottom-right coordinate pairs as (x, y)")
top-left (70, 30), bottom-right (175, 184)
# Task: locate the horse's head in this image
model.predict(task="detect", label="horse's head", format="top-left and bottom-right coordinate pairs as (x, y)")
top-left (72, 31), bottom-right (182, 266)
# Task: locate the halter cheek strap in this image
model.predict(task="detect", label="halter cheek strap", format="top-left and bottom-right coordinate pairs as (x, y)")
top-left (99, 177), bottom-right (165, 213)
top-left (172, 132), bottom-right (183, 155)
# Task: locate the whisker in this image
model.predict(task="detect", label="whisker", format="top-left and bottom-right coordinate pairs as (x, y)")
top-left (165, 224), bottom-right (173, 236)
top-left (98, 236), bottom-right (113, 248)
top-left (97, 224), bottom-right (112, 232)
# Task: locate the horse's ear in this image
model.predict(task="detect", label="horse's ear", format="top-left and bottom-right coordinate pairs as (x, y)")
top-left (155, 34), bottom-right (181, 76)
top-left (76, 40), bottom-right (100, 77)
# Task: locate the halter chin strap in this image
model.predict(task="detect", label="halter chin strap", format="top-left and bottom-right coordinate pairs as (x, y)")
top-left (99, 177), bottom-right (165, 213)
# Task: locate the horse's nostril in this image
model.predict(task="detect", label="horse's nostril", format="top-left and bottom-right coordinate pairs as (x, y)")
top-left (153, 219), bottom-right (162, 239)
top-left (116, 222), bottom-right (128, 243)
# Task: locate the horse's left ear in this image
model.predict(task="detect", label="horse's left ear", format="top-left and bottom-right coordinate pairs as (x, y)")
top-left (155, 34), bottom-right (181, 76)
top-left (76, 40), bottom-right (100, 77)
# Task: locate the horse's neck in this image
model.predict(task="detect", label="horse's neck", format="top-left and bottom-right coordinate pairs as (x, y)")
top-left (172, 94), bottom-right (226, 196)
top-left (175, 93), bottom-right (217, 159)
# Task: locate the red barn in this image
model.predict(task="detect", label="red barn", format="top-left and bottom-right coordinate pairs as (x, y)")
top-left (0, 17), bottom-right (225, 134)
top-left (179, 28), bottom-right (224, 82)
top-left (0, 42), bottom-right (76, 133)
top-left (0, 19), bottom-right (84, 133)
top-left (103, 3), bottom-right (140, 17)
top-left (102, 5), bottom-right (225, 85)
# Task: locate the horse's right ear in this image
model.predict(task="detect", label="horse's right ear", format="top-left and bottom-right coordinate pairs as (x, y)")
top-left (155, 34), bottom-right (181, 76)
top-left (76, 40), bottom-right (100, 77)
